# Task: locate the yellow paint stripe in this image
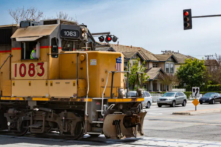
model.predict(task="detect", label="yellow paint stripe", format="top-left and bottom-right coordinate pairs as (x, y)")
top-left (32, 98), bottom-right (50, 101)
top-left (85, 98), bottom-right (92, 102)
top-left (108, 98), bottom-right (144, 103)
top-left (1, 97), bottom-right (24, 100)
top-left (0, 97), bottom-right (92, 102)
top-left (137, 98), bottom-right (145, 102)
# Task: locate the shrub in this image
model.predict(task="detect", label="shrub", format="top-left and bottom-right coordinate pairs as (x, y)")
top-left (207, 84), bottom-right (221, 91)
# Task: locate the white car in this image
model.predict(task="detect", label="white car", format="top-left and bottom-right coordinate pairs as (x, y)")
top-left (129, 91), bottom-right (152, 109)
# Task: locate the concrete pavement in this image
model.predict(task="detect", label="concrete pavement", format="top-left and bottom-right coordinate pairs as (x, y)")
top-left (0, 103), bottom-right (221, 146)
top-left (0, 135), bottom-right (221, 147)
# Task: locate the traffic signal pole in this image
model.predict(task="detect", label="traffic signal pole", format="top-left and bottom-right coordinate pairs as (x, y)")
top-left (192, 14), bottom-right (221, 18)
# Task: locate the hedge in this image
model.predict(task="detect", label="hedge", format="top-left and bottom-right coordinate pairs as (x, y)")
top-left (181, 84), bottom-right (221, 92)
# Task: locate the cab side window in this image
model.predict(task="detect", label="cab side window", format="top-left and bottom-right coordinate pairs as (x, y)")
top-left (21, 41), bottom-right (37, 59)
top-left (51, 38), bottom-right (58, 58)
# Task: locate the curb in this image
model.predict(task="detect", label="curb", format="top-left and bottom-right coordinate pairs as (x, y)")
top-left (172, 108), bottom-right (221, 115)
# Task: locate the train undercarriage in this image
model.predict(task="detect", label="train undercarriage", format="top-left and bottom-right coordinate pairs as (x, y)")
top-left (0, 100), bottom-right (146, 140)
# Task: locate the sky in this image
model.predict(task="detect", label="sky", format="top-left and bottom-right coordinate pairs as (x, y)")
top-left (0, 0), bottom-right (221, 59)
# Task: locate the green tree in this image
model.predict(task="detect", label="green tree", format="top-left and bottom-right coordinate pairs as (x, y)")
top-left (127, 58), bottom-right (149, 90)
top-left (176, 58), bottom-right (207, 88)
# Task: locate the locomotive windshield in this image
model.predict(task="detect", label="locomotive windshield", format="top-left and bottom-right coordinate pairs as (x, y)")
top-left (62, 40), bottom-right (74, 51)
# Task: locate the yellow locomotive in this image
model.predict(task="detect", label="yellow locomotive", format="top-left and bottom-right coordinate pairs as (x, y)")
top-left (0, 19), bottom-right (146, 139)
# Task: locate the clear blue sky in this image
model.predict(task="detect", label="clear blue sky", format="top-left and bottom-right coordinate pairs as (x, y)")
top-left (1, 0), bottom-right (221, 59)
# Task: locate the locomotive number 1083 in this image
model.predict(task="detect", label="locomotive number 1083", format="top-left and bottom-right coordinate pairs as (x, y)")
top-left (12, 62), bottom-right (47, 79)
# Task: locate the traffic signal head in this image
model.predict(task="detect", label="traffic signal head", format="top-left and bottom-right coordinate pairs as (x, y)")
top-left (112, 35), bottom-right (118, 42)
top-left (105, 35), bottom-right (112, 42)
top-left (98, 36), bottom-right (104, 42)
top-left (183, 9), bottom-right (192, 30)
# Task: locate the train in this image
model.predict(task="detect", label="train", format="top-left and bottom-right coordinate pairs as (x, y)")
top-left (0, 19), bottom-right (146, 139)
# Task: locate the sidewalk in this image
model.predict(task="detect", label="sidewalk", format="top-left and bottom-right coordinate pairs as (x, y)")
top-left (172, 108), bottom-right (221, 115)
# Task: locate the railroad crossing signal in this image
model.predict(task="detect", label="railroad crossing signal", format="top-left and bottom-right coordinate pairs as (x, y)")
top-left (183, 9), bottom-right (192, 30)
top-left (105, 35), bottom-right (112, 42)
top-left (98, 36), bottom-right (104, 42)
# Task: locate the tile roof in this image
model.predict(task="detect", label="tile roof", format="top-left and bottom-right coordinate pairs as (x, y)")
top-left (146, 67), bottom-right (163, 80)
top-left (109, 44), bottom-right (158, 61)
top-left (154, 54), bottom-right (173, 61)
top-left (162, 52), bottom-right (194, 64)
top-left (122, 52), bottom-right (137, 59)
top-left (205, 60), bottom-right (219, 66)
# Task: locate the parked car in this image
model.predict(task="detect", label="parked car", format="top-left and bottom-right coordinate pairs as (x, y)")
top-left (199, 92), bottom-right (221, 104)
top-left (129, 91), bottom-right (152, 108)
top-left (157, 92), bottom-right (187, 107)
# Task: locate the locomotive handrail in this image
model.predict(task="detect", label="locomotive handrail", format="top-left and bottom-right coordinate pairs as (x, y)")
top-left (101, 71), bottom-right (130, 116)
top-left (0, 54), bottom-right (12, 70)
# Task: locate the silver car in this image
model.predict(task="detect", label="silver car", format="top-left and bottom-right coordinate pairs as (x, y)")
top-left (157, 92), bottom-right (187, 107)
top-left (129, 91), bottom-right (152, 108)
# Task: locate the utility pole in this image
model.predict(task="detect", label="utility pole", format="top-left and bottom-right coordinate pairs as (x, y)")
top-left (205, 55), bottom-right (213, 60)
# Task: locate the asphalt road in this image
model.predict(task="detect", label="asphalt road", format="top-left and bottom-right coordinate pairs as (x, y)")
top-left (0, 102), bottom-right (221, 146)
top-left (143, 102), bottom-right (221, 141)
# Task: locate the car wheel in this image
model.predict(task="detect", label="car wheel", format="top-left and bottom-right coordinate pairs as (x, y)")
top-left (182, 100), bottom-right (186, 107)
top-left (157, 104), bottom-right (162, 107)
top-left (170, 101), bottom-right (176, 107)
top-left (200, 101), bottom-right (203, 104)
top-left (211, 99), bottom-right (215, 104)
top-left (146, 102), bottom-right (151, 109)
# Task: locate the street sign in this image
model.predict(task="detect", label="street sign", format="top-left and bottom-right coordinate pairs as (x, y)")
top-left (192, 99), bottom-right (199, 106)
top-left (192, 87), bottom-right (200, 97)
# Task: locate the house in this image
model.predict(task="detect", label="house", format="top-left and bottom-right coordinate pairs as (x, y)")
top-left (205, 59), bottom-right (220, 72)
top-left (96, 43), bottom-right (173, 91)
top-left (160, 50), bottom-right (195, 73)
top-left (154, 54), bottom-right (178, 75)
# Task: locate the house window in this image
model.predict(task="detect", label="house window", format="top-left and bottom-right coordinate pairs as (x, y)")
top-left (153, 63), bottom-right (158, 67)
top-left (165, 63), bottom-right (169, 73)
top-left (21, 42), bottom-right (38, 59)
top-left (131, 60), bottom-right (138, 66)
top-left (170, 63), bottom-right (174, 73)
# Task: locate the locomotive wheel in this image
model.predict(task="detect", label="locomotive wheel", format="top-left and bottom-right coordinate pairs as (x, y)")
top-left (71, 121), bottom-right (84, 140)
top-left (14, 120), bottom-right (29, 136)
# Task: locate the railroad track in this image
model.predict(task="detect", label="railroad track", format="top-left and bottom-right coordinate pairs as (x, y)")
top-left (0, 130), bottom-right (141, 145)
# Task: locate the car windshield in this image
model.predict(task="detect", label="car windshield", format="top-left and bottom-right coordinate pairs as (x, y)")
top-left (162, 92), bottom-right (175, 97)
top-left (129, 91), bottom-right (137, 97)
top-left (203, 93), bottom-right (216, 97)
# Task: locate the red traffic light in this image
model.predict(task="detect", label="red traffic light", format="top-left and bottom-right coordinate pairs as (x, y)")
top-left (98, 36), bottom-right (104, 42)
top-left (107, 36), bottom-right (111, 41)
top-left (183, 9), bottom-right (192, 30)
top-left (105, 35), bottom-right (112, 42)
top-left (184, 11), bottom-right (189, 16)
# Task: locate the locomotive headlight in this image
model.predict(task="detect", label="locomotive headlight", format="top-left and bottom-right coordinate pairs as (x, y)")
top-left (81, 28), bottom-right (85, 32)
top-left (82, 33), bottom-right (86, 37)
